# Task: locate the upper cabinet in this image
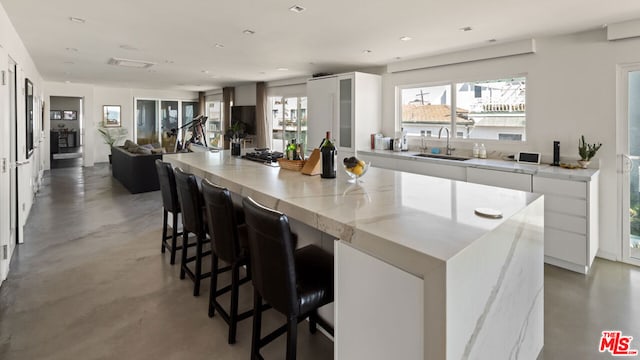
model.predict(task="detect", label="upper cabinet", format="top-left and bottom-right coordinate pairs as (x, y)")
top-left (307, 72), bottom-right (381, 157)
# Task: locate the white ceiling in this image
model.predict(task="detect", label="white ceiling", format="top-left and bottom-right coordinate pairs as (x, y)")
top-left (2, 0), bottom-right (640, 91)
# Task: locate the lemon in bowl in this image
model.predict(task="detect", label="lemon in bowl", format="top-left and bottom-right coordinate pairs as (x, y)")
top-left (343, 157), bottom-right (370, 183)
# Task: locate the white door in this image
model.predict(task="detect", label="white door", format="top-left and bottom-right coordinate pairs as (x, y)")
top-left (618, 63), bottom-right (640, 266)
top-left (1, 56), bottom-right (17, 285)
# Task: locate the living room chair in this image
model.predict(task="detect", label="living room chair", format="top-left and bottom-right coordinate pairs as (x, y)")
top-left (242, 196), bottom-right (334, 360)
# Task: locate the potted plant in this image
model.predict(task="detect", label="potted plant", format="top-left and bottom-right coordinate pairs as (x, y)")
top-left (224, 121), bottom-right (245, 156)
top-left (97, 125), bottom-right (128, 163)
top-left (578, 135), bottom-right (602, 169)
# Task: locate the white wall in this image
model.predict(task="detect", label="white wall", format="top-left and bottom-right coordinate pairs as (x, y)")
top-left (235, 83), bottom-right (257, 105)
top-left (43, 82), bottom-right (198, 166)
top-left (381, 29), bottom-right (640, 261)
top-left (0, 2), bottom-right (45, 282)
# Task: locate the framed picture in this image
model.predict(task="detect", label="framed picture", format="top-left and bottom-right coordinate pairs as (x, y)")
top-left (25, 78), bottom-right (34, 158)
top-left (50, 110), bottom-right (62, 120)
top-left (63, 110), bottom-right (77, 120)
top-left (103, 105), bottom-right (121, 127)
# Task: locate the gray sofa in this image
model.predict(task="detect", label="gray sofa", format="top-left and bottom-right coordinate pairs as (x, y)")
top-left (111, 145), bottom-right (162, 193)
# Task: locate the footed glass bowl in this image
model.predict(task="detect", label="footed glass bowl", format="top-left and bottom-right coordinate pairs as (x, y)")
top-left (343, 162), bottom-right (370, 183)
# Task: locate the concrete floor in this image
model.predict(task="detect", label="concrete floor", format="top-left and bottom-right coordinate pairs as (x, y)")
top-left (0, 164), bottom-right (639, 359)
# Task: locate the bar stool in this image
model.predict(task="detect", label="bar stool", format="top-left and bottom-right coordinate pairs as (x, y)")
top-left (174, 168), bottom-right (212, 296)
top-left (201, 179), bottom-right (253, 344)
top-left (155, 160), bottom-right (184, 265)
top-left (242, 196), bottom-right (334, 360)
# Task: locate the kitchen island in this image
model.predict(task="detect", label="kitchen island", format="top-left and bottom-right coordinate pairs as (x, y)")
top-left (165, 151), bottom-right (544, 360)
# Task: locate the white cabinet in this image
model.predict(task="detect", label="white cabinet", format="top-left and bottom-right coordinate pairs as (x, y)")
top-left (307, 72), bottom-right (381, 157)
top-left (357, 153), bottom-right (397, 170)
top-left (335, 241), bottom-right (423, 360)
top-left (532, 174), bottom-right (599, 274)
top-left (395, 158), bottom-right (466, 181)
top-left (466, 167), bottom-right (532, 192)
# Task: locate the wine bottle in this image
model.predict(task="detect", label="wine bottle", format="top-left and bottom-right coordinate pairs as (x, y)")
top-left (320, 131), bottom-right (336, 178)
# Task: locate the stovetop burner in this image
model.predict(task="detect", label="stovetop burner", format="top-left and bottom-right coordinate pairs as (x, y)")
top-left (243, 148), bottom-right (283, 163)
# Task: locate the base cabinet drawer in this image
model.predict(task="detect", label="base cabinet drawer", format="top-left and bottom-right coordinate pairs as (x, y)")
top-left (466, 167), bottom-right (532, 192)
top-left (545, 227), bottom-right (587, 266)
top-left (396, 159), bottom-right (466, 181)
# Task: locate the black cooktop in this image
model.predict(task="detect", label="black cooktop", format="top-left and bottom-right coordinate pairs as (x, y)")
top-left (243, 149), bottom-right (283, 163)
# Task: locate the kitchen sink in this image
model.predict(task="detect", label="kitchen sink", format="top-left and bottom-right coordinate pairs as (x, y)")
top-left (412, 153), bottom-right (471, 161)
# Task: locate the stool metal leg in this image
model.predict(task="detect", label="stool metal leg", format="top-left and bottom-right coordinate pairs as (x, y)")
top-left (251, 290), bottom-right (263, 360)
top-left (161, 209), bottom-right (168, 254)
top-left (180, 231), bottom-right (188, 280)
top-left (208, 254), bottom-right (219, 318)
top-left (170, 211), bottom-right (179, 265)
top-left (194, 234), bottom-right (203, 296)
top-left (286, 315), bottom-right (298, 360)
top-left (229, 263), bottom-right (240, 344)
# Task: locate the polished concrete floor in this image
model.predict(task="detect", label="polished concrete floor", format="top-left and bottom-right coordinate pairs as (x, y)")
top-left (0, 164), bottom-right (639, 359)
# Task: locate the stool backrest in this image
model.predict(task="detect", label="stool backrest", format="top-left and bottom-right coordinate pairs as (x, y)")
top-left (174, 168), bottom-right (204, 235)
top-left (242, 197), bottom-right (297, 315)
top-left (201, 179), bottom-right (241, 264)
top-left (155, 160), bottom-right (180, 213)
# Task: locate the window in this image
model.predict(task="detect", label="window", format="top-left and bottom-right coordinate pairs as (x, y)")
top-left (205, 100), bottom-right (223, 148)
top-left (399, 76), bottom-right (526, 142)
top-left (269, 96), bottom-right (307, 152)
top-left (135, 98), bottom-right (199, 150)
top-left (399, 84), bottom-right (451, 137)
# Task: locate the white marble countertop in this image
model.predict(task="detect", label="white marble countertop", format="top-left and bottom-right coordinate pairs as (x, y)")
top-left (358, 149), bottom-right (599, 181)
top-left (165, 151), bottom-right (541, 265)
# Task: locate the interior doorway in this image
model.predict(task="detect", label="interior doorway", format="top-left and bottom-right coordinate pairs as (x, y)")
top-left (50, 96), bottom-right (83, 168)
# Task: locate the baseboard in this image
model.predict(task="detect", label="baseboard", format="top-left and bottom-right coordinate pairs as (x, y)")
top-left (544, 256), bottom-right (588, 274)
top-left (596, 249), bottom-right (618, 261)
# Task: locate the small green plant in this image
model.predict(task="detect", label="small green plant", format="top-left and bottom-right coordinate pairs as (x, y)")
top-left (97, 127), bottom-right (128, 147)
top-left (578, 135), bottom-right (602, 161)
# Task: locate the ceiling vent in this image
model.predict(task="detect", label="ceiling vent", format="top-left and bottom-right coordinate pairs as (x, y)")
top-left (108, 57), bottom-right (155, 69)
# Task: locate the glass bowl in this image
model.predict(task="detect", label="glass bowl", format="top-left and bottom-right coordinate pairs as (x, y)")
top-left (343, 161), bottom-right (370, 183)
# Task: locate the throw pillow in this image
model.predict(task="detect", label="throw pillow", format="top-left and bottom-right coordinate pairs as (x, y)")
top-left (136, 147), bottom-right (152, 155)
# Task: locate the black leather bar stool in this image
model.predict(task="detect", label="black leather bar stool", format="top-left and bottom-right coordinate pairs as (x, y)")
top-left (174, 167), bottom-right (212, 296)
top-left (242, 196), bottom-right (334, 360)
top-left (155, 160), bottom-right (184, 265)
top-left (201, 179), bottom-right (253, 344)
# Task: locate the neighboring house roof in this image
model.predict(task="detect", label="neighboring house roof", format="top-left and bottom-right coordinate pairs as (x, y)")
top-left (402, 104), bottom-right (473, 125)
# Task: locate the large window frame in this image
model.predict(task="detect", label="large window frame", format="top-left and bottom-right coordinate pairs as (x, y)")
top-left (268, 96), bottom-right (307, 152)
top-left (134, 97), bottom-right (199, 150)
top-left (397, 74), bottom-right (527, 142)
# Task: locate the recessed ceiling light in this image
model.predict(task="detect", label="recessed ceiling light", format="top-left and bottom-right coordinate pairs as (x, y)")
top-left (243, 29), bottom-right (255, 35)
top-left (277, 68), bottom-right (288, 71)
top-left (164, 60), bottom-right (174, 64)
top-left (488, 39), bottom-right (497, 43)
top-left (108, 57), bottom-right (156, 69)
top-left (214, 43), bottom-right (225, 48)
top-left (400, 36), bottom-right (412, 41)
top-left (65, 80), bottom-right (72, 84)
top-left (362, 49), bottom-right (372, 54)
top-left (65, 47), bottom-right (78, 52)
top-left (119, 44), bottom-right (138, 51)
top-left (395, 56), bottom-right (402, 60)
top-left (289, 5), bottom-right (306, 13)
top-left (147, 69), bottom-right (157, 73)
top-left (202, 70), bottom-right (209, 74)
top-left (459, 26), bottom-right (473, 32)
top-left (69, 17), bottom-right (85, 24)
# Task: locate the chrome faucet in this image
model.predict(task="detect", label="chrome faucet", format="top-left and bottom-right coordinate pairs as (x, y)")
top-left (438, 127), bottom-right (454, 155)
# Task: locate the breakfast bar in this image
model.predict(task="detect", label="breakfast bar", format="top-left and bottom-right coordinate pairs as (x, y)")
top-left (165, 150), bottom-right (544, 360)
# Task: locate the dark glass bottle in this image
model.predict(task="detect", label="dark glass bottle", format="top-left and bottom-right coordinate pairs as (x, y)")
top-left (320, 131), bottom-right (336, 179)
